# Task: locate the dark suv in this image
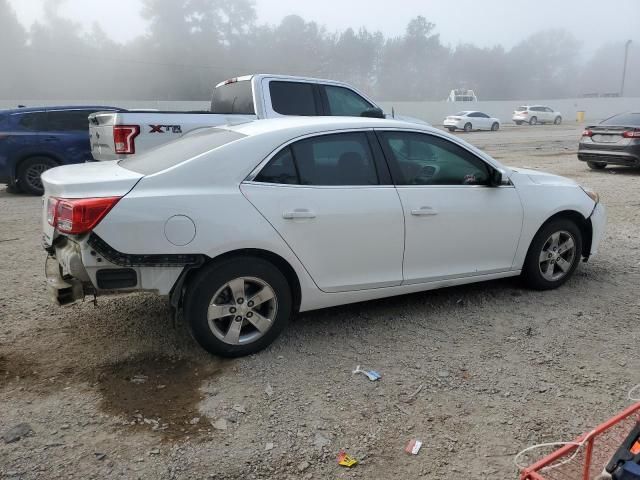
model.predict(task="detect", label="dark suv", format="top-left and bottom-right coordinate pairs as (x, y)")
top-left (579, 112), bottom-right (640, 170)
top-left (0, 106), bottom-right (122, 195)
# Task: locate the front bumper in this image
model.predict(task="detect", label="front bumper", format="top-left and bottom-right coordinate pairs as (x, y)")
top-left (589, 202), bottom-right (607, 256)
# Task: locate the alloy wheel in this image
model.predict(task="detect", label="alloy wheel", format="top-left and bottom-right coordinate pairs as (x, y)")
top-left (25, 163), bottom-right (48, 192)
top-left (538, 230), bottom-right (576, 282)
top-left (207, 276), bottom-right (278, 345)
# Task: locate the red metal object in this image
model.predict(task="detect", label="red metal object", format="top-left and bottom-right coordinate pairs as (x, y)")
top-left (520, 402), bottom-right (640, 480)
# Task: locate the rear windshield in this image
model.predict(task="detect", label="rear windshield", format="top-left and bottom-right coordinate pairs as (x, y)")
top-left (600, 112), bottom-right (640, 126)
top-left (210, 80), bottom-right (255, 114)
top-left (119, 128), bottom-right (246, 175)
top-left (516, 106), bottom-right (528, 111)
top-left (455, 111), bottom-right (468, 116)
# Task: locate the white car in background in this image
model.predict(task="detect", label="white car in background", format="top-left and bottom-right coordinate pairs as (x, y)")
top-left (513, 105), bottom-right (563, 125)
top-left (42, 117), bottom-right (606, 358)
top-left (443, 111), bottom-right (501, 132)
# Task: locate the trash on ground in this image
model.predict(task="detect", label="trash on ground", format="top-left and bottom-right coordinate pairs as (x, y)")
top-left (405, 439), bottom-right (423, 455)
top-left (337, 450), bottom-right (358, 468)
top-left (352, 365), bottom-right (381, 381)
top-left (130, 374), bottom-right (148, 384)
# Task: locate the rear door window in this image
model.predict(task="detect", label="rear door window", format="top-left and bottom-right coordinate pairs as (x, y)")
top-left (322, 85), bottom-right (374, 116)
top-left (269, 81), bottom-right (319, 116)
top-left (47, 110), bottom-right (94, 131)
top-left (14, 112), bottom-right (48, 131)
top-left (255, 132), bottom-right (379, 186)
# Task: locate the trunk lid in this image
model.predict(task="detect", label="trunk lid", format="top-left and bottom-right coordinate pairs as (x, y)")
top-left (41, 162), bottom-right (143, 245)
top-left (587, 125), bottom-right (633, 146)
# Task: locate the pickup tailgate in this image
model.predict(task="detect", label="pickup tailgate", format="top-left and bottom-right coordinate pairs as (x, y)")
top-left (89, 111), bottom-right (256, 161)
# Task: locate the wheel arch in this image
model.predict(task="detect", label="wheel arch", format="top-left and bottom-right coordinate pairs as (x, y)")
top-left (537, 210), bottom-right (593, 258)
top-left (13, 152), bottom-right (62, 180)
top-left (183, 248), bottom-right (302, 314)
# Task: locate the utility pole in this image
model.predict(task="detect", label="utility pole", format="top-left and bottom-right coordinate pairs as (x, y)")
top-left (621, 40), bottom-right (632, 97)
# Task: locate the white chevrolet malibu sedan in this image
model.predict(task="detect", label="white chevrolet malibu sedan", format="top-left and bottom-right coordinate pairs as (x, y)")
top-left (443, 111), bottom-right (501, 132)
top-left (42, 117), bottom-right (606, 357)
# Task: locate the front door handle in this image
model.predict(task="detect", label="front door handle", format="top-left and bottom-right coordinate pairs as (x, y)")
top-left (283, 209), bottom-right (316, 219)
top-left (411, 206), bottom-right (438, 216)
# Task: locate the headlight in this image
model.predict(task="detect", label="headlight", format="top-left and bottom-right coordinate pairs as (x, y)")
top-left (580, 186), bottom-right (599, 204)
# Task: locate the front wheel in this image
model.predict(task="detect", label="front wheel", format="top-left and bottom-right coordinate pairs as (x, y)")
top-left (463, 122), bottom-right (472, 132)
top-left (185, 257), bottom-right (292, 357)
top-left (587, 161), bottom-right (606, 170)
top-left (522, 219), bottom-right (582, 290)
top-left (491, 122), bottom-right (499, 131)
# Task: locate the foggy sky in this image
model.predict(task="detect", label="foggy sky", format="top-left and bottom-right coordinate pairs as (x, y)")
top-left (9, 0), bottom-right (639, 52)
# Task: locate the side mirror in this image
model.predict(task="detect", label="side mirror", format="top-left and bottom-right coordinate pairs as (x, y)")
top-left (490, 169), bottom-right (503, 187)
top-left (361, 107), bottom-right (385, 119)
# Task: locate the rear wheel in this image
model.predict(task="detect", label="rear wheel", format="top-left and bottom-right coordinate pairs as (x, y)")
top-left (446, 127), bottom-right (455, 132)
top-left (529, 116), bottom-right (538, 125)
top-left (185, 257), bottom-right (292, 357)
top-left (463, 122), bottom-right (472, 132)
top-left (515, 121), bottom-right (522, 125)
top-left (491, 122), bottom-right (499, 131)
top-left (522, 219), bottom-right (582, 290)
top-left (18, 156), bottom-right (57, 196)
top-left (554, 116), bottom-right (562, 125)
top-left (587, 161), bottom-right (607, 170)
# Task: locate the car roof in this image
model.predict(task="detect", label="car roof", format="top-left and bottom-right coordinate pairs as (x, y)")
top-left (1, 105), bottom-right (121, 114)
top-left (223, 116), bottom-right (434, 138)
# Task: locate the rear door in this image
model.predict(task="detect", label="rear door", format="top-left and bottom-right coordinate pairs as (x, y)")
top-left (241, 130), bottom-right (405, 293)
top-left (5, 111), bottom-right (48, 172)
top-left (46, 109), bottom-right (108, 165)
top-left (262, 79), bottom-right (322, 117)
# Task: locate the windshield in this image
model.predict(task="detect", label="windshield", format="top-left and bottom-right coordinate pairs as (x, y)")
top-left (119, 128), bottom-right (246, 175)
top-left (600, 112), bottom-right (640, 126)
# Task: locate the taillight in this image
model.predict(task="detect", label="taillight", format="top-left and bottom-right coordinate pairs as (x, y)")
top-left (47, 197), bottom-right (59, 226)
top-left (622, 130), bottom-right (640, 138)
top-left (113, 125), bottom-right (140, 154)
top-left (582, 129), bottom-right (594, 137)
top-left (50, 197), bottom-right (121, 234)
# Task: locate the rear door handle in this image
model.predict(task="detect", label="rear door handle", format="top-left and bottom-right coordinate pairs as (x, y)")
top-left (411, 206), bottom-right (438, 216)
top-left (283, 209), bottom-right (316, 219)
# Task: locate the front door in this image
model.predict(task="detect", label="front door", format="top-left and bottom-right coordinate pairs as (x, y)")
top-left (242, 131), bottom-right (405, 293)
top-left (376, 130), bottom-right (524, 284)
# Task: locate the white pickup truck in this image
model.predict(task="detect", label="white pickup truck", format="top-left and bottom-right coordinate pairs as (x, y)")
top-left (89, 74), bottom-right (406, 161)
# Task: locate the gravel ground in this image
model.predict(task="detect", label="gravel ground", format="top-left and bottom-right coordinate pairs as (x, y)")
top-left (1, 124), bottom-right (639, 480)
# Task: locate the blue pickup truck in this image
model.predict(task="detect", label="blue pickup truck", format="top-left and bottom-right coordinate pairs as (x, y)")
top-left (0, 105), bottom-right (122, 195)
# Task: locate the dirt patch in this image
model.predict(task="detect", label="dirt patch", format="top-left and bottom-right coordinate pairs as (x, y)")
top-left (95, 354), bottom-right (223, 440)
top-left (0, 352), bottom-right (38, 387)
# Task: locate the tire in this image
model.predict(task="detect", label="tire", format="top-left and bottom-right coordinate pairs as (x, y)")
top-left (554, 116), bottom-right (562, 125)
top-left (587, 161), bottom-right (606, 170)
top-left (463, 122), bottom-right (472, 132)
top-left (185, 256), bottom-right (292, 358)
top-left (17, 156), bottom-right (57, 196)
top-left (529, 116), bottom-right (538, 126)
top-left (522, 219), bottom-right (583, 290)
top-left (491, 122), bottom-right (499, 131)
top-left (446, 127), bottom-right (455, 132)
top-left (515, 121), bottom-right (522, 125)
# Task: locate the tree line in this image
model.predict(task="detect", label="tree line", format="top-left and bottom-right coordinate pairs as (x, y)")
top-left (1, 0), bottom-right (638, 102)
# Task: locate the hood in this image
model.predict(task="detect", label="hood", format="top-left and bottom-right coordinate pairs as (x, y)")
top-left (509, 167), bottom-right (578, 187)
top-left (41, 161), bottom-right (143, 198)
